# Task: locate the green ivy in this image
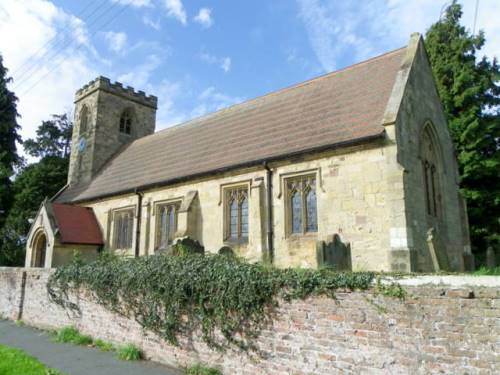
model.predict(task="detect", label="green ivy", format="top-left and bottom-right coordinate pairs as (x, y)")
top-left (47, 253), bottom-right (374, 350)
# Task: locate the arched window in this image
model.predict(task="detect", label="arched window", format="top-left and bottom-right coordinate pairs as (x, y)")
top-left (421, 125), bottom-right (441, 217)
top-left (119, 109), bottom-right (132, 134)
top-left (156, 202), bottom-right (179, 250)
top-left (79, 105), bottom-right (89, 134)
top-left (286, 174), bottom-right (318, 235)
top-left (224, 186), bottom-right (249, 242)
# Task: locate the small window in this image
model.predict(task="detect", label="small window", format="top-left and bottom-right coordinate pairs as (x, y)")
top-left (119, 109), bottom-right (132, 134)
top-left (80, 105), bottom-right (89, 134)
top-left (224, 186), bottom-right (249, 242)
top-left (286, 174), bottom-right (318, 235)
top-left (156, 202), bottom-right (180, 250)
top-left (113, 208), bottom-right (134, 249)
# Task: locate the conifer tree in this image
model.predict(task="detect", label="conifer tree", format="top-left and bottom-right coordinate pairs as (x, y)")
top-left (425, 1), bottom-right (500, 261)
top-left (0, 55), bottom-right (21, 241)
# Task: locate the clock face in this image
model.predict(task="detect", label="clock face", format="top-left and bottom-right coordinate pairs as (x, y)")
top-left (78, 137), bottom-right (87, 152)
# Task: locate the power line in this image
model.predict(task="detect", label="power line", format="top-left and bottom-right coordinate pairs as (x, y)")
top-left (12, 0), bottom-right (101, 78)
top-left (473, 0), bottom-right (480, 36)
top-left (13, 1), bottom-right (120, 90)
top-left (18, 3), bottom-right (130, 98)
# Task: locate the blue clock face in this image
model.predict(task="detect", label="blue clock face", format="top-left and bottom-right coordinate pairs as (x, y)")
top-left (78, 137), bottom-right (87, 152)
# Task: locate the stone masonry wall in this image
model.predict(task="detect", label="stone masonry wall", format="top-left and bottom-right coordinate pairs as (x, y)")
top-left (1, 268), bottom-right (499, 374)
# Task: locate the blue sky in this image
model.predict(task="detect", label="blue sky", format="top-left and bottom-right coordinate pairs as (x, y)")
top-left (0, 0), bottom-right (498, 145)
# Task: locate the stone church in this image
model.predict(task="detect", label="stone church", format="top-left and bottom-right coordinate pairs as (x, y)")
top-left (25, 34), bottom-right (473, 272)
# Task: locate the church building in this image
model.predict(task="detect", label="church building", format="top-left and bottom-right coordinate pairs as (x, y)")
top-left (25, 34), bottom-right (473, 272)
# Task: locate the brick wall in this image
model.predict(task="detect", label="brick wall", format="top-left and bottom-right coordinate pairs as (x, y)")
top-left (1, 268), bottom-right (499, 374)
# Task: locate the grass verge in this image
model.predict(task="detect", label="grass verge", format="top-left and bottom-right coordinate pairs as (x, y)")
top-left (116, 344), bottom-right (142, 361)
top-left (0, 344), bottom-right (65, 375)
top-left (185, 364), bottom-right (222, 375)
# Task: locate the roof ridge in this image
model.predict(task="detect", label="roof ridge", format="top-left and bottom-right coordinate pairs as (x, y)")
top-left (133, 45), bottom-right (407, 145)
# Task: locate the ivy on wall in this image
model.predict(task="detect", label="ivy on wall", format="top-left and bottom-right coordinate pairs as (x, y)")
top-left (47, 253), bottom-right (374, 350)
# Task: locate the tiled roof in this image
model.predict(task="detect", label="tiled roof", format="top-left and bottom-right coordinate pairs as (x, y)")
top-left (57, 47), bottom-right (406, 203)
top-left (52, 203), bottom-right (103, 245)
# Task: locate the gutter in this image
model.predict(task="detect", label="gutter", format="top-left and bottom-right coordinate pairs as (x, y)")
top-left (67, 132), bottom-right (386, 205)
top-left (263, 162), bottom-right (274, 264)
top-left (134, 189), bottom-right (143, 258)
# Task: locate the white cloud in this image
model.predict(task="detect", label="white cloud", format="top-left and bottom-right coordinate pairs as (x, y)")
top-left (103, 31), bottom-right (128, 54)
top-left (117, 54), bottom-right (162, 88)
top-left (297, 0), bottom-right (500, 72)
top-left (191, 86), bottom-right (244, 118)
top-left (0, 0), bottom-right (98, 148)
top-left (193, 8), bottom-right (213, 28)
top-left (111, 0), bottom-right (152, 7)
top-left (200, 52), bottom-right (231, 73)
top-left (142, 15), bottom-right (161, 30)
top-left (163, 0), bottom-right (187, 25)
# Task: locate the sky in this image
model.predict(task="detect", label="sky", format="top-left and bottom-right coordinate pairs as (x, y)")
top-left (0, 0), bottom-right (499, 148)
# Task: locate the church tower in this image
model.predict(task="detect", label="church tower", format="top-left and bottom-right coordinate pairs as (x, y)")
top-left (68, 76), bottom-right (157, 185)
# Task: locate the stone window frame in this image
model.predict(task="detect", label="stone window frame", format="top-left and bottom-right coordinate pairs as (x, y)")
top-left (111, 206), bottom-right (135, 250)
top-left (119, 107), bottom-right (134, 135)
top-left (153, 198), bottom-right (182, 251)
top-left (283, 172), bottom-right (319, 237)
top-left (221, 182), bottom-right (250, 245)
top-left (79, 104), bottom-right (90, 135)
top-left (419, 122), bottom-right (444, 219)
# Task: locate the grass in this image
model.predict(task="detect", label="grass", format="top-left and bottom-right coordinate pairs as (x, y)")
top-left (116, 344), bottom-right (142, 361)
top-left (93, 339), bottom-right (114, 352)
top-left (53, 326), bottom-right (93, 345)
top-left (52, 326), bottom-right (140, 361)
top-left (473, 266), bottom-right (500, 276)
top-left (185, 364), bottom-right (222, 375)
top-left (0, 344), bottom-right (65, 375)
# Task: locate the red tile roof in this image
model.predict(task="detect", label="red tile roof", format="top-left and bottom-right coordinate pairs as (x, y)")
top-left (52, 203), bottom-right (103, 245)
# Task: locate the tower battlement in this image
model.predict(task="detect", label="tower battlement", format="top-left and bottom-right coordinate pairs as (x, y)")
top-left (75, 76), bottom-right (158, 109)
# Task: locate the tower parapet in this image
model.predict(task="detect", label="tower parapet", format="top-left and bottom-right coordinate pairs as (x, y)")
top-left (75, 76), bottom-right (158, 109)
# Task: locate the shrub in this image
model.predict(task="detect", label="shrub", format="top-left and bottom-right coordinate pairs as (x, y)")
top-left (185, 364), bottom-right (222, 375)
top-left (48, 253), bottom-right (374, 350)
top-left (53, 326), bottom-right (93, 346)
top-left (116, 344), bottom-right (142, 361)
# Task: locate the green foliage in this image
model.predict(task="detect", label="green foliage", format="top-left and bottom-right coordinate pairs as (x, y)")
top-left (0, 344), bottom-right (65, 375)
top-left (185, 364), bottom-right (222, 375)
top-left (53, 326), bottom-right (93, 346)
top-left (425, 1), bottom-right (500, 258)
top-left (93, 339), bottom-right (114, 352)
top-left (23, 114), bottom-right (72, 159)
top-left (473, 266), bottom-right (500, 276)
top-left (0, 55), bottom-right (22, 260)
top-left (374, 277), bottom-right (407, 300)
top-left (116, 344), bottom-right (142, 361)
top-left (48, 253), bottom-right (374, 350)
top-left (0, 156), bottom-right (68, 266)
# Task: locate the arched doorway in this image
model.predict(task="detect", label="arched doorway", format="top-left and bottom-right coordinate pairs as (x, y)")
top-left (32, 231), bottom-right (47, 268)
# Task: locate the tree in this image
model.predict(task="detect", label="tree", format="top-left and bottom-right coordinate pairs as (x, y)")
top-left (23, 113), bottom-right (73, 158)
top-left (0, 55), bottom-right (21, 233)
top-left (0, 114), bottom-right (72, 266)
top-left (0, 157), bottom-right (68, 266)
top-left (425, 1), bottom-right (500, 262)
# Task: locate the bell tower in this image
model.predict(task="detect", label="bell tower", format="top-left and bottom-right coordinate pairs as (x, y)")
top-left (68, 76), bottom-right (157, 185)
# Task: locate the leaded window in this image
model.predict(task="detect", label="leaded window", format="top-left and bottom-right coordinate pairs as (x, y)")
top-left (421, 128), bottom-right (441, 217)
top-left (225, 187), bottom-right (248, 242)
top-left (119, 109), bottom-right (132, 134)
top-left (113, 209), bottom-right (134, 249)
top-left (286, 175), bottom-right (318, 234)
top-left (156, 203), bottom-right (179, 250)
